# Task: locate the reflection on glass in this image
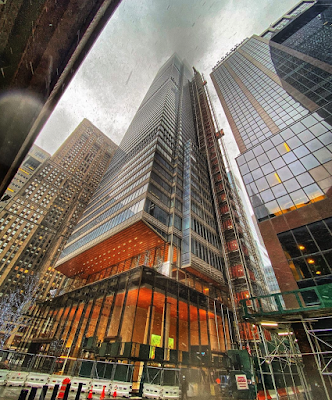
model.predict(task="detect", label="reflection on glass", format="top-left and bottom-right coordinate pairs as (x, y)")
top-left (307, 255), bottom-right (330, 276)
top-left (266, 173), bottom-right (280, 187)
top-left (293, 145), bottom-right (310, 158)
top-left (284, 178), bottom-right (300, 192)
top-left (290, 121), bottom-right (306, 134)
top-left (272, 184), bottom-right (287, 198)
top-left (308, 221), bottom-right (332, 251)
top-left (292, 258), bottom-right (311, 279)
top-left (296, 172), bottom-right (314, 187)
top-left (301, 154), bottom-right (320, 170)
top-left (293, 226), bottom-right (318, 254)
top-left (257, 153), bottom-right (269, 166)
top-left (314, 148), bottom-right (332, 164)
top-left (278, 194), bottom-right (293, 212)
top-left (289, 189), bottom-right (309, 208)
top-left (254, 204), bottom-right (269, 221)
top-left (303, 183), bottom-right (325, 201)
top-left (266, 148), bottom-right (279, 161)
top-left (261, 162), bottom-right (274, 175)
top-left (252, 168), bottom-right (263, 180)
top-left (265, 200), bottom-right (281, 217)
top-left (278, 166), bottom-right (293, 181)
top-left (282, 151), bottom-right (297, 164)
top-left (260, 189), bottom-right (274, 203)
top-left (298, 130), bottom-right (314, 143)
top-left (248, 158), bottom-right (259, 171)
top-left (256, 177), bottom-right (269, 191)
top-left (272, 157), bottom-right (286, 169)
top-left (309, 165), bottom-right (330, 182)
top-left (278, 231), bottom-right (301, 258)
top-left (289, 260), bottom-right (301, 281)
top-left (306, 138), bottom-right (323, 152)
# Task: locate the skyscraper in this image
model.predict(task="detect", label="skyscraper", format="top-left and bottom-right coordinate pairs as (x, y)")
top-left (22, 55), bottom-right (264, 393)
top-left (0, 145), bottom-right (50, 212)
top-left (211, 0), bottom-right (332, 295)
top-left (0, 119), bottom-right (117, 305)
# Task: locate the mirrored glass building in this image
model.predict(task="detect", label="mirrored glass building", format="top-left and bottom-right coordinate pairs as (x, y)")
top-left (211, 0), bottom-right (332, 294)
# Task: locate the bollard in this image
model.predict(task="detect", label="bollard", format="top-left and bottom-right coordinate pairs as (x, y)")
top-left (18, 389), bottom-right (29, 400)
top-left (63, 383), bottom-right (71, 400)
top-left (75, 382), bottom-right (83, 400)
top-left (39, 385), bottom-right (48, 400)
top-left (50, 384), bottom-right (60, 400)
top-left (27, 387), bottom-right (38, 400)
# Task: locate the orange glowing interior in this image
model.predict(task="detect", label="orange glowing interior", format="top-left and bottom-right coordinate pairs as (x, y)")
top-left (56, 221), bottom-right (171, 279)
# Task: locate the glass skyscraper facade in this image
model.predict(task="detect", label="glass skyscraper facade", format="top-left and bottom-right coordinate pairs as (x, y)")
top-left (211, 1), bottom-right (332, 293)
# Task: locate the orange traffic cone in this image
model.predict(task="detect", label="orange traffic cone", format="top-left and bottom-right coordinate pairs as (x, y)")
top-left (87, 385), bottom-right (93, 399)
top-left (100, 385), bottom-right (106, 400)
top-left (58, 377), bottom-right (71, 399)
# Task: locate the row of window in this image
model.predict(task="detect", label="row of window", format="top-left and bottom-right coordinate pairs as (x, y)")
top-left (60, 199), bottom-right (145, 259)
top-left (67, 182), bottom-right (149, 246)
top-left (237, 111), bottom-right (332, 221)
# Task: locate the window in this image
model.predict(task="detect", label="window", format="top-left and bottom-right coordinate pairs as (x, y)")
top-left (278, 218), bottom-right (332, 285)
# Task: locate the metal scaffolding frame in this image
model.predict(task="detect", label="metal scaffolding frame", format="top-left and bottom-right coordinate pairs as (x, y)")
top-left (190, 70), bottom-right (332, 400)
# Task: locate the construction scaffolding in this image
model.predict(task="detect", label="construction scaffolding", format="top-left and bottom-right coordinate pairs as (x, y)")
top-left (241, 288), bottom-right (332, 399)
top-left (191, 70), bottom-right (332, 400)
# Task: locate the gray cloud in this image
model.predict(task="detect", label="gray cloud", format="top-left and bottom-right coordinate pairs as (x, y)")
top-left (36, 0), bottom-right (299, 155)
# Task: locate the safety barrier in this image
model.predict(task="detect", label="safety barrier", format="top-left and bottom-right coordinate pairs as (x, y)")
top-left (257, 387), bottom-right (306, 400)
top-left (91, 379), bottom-right (112, 394)
top-left (0, 369), bottom-right (9, 385)
top-left (142, 383), bottom-right (162, 399)
top-left (70, 377), bottom-right (91, 392)
top-left (161, 385), bottom-right (179, 399)
top-left (25, 372), bottom-right (50, 388)
top-left (48, 374), bottom-right (70, 388)
top-left (6, 371), bottom-right (29, 386)
top-left (110, 380), bottom-right (132, 398)
top-left (187, 382), bottom-right (198, 397)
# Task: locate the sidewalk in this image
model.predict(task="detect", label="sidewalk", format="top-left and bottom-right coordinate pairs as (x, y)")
top-left (0, 386), bottom-right (131, 400)
top-left (0, 387), bottom-right (231, 400)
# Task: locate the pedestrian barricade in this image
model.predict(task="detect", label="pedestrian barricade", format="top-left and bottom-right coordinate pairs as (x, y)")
top-left (187, 382), bottom-right (198, 397)
top-left (110, 380), bottom-right (132, 398)
top-left (142, 383), bottom-right (162, 399)
top-left (6, 371), bottom-right (29, 386)
top-left (70, 376), bottom-right (91, 392)
top-left (48, 375), bottom-right (70, 388)
top-left (160, 385), bottom-right (179, 399)
top-left (91, 379), bottom-right (112, 394)
top-left (0, 369), bottom-right (10, 385)
top-left (25, 372), bottom-right (50, 388)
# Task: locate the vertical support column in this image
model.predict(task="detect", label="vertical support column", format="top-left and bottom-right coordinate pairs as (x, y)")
top-left (144, 305), bottom-right (155, 345)
top-left (138, 305), bottom-right (155, 394)
top-left (162, 302), bottom-right (171, 360)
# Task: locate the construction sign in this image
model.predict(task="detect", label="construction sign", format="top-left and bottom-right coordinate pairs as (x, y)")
top-left (235, 375), bottom-right (249, 390)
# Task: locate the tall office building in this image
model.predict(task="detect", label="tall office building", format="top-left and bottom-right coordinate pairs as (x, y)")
top-left (0, 145), bottom-right (50, 211)
top-left (22, 56), bottom-right (265, 392)
top-left (0, 119), bottom-right (117, 305)
top-left (211, 0), bottom-right (332, 295)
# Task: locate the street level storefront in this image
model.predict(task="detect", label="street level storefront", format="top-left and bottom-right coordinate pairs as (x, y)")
top-left (21, 266), bottom-right (234, 389)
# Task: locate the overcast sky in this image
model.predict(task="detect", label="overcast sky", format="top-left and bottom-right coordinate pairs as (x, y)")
top-left (35, 0), bottom-right (298, 172)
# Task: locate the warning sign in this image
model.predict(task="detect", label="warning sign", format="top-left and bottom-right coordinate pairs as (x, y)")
top-left (235, 375), bottom-right (249, 390)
